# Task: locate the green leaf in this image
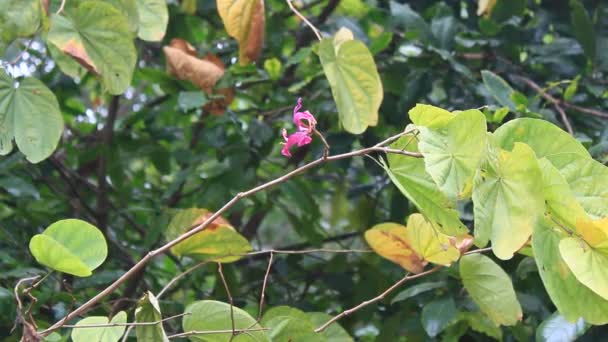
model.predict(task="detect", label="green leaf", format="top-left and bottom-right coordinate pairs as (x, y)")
top-left (391, 281), bottom-right (447, 304)
top-left (47, 1), bottom-right (137, 95)
top-left (71, 311), bottom-right (127, 342)
top-left (472, 142), bottom-right (544, 259)
top-left (178, 91), bottom-right (208, 112)
top-left (136, 0), bottom-right (169, 41)
top-left (532, 218), bottom-right (608, 325)
top-left (569, 0), bottom-right (596, 61)
top-left (0, 70), bottom-right (63, 163)
top-left (261, 306), bottom-right (318, 341)
top-left (183, 300), bottom-right (270, 342)
top-left (459, 254), bottom-right (522, 326)
top-left (457, 312), bottom-right (503, 340)
top-left (0, 0), bottom-right (41, 51)
top-left (481, 70), bottom-right (516, 111)
top-left (106, 0), bottom-right (139, 33)
top-left (29, 219), bottom-right (107, 277)
top-left (318, 27), bottom-right (383, 134)
top-left (384, 134), bottom-right (468, 236)
top-left (307, 313), bottom-right (353, 342)
top-left (418, 109), bottom-right (487, 200)
top-left (493, 118), bottom-right (590, 162)
top-left (405, 214), bottom-right (461, 266)
top-left (408, 103), bottom-right (454, 128)
top-left (421, 297), bottom-right (458, 337)
top-left (547, 153), bottom-right (608, 218)
top-left (135, 291), bottom-right (169, 342)
top-left (559, 237), bottom-right (608, 301)
top-left (536, 312), bottom-right (587, 342)
top-left (164, 208), bottom-right (252, 262)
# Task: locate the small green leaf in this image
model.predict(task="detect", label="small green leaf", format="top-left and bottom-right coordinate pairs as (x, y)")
top-left (421, 297), bottom-right (458, 337)
top-left (136, 0), bottom-right (169, 41)
top-left (183, 300), bottom-right (270, 342)
top-left (71, 311), bottom-right (127, 342)
top-left (559, 237), bottom-right (608, 301)
top-left (481, 70), bottom-right (516, 111)
top-left (569, 0), bottom-right (596, 61)
top-left (408, 103), bottom-right (454, 128)
top-left (459, 253), bottom-right (522, 326)
top-left (391, 281), bottom-right (447, 304)
top-left (318, 27), bottom-right (383, 134)
top-left (47, 1), bottom-right (137, 95)
top-left (29, 219), bottom-right (107, 277)
top-left (418, 109), bottom-right (487, 200)
top-left (135, 292), bottom-right (169, 342)
top-left (308, 313), bottom-right (353, 342)
top-left (178, 91), bottom-right (208, 112)
top-left (563, 76), bottom-right (580, 101)
top-left (532, 219), bottom-right (608, 325)
top-left (472, 142), bottom-right (544, 259)
top-left (384, 133), bottom-right (468, 236)
top-left (536, 312), bottom-right (587, 342)
top-left (264, 58), bottom-right (282, 80)
top-left (0, 70), bottom-right (64, 163)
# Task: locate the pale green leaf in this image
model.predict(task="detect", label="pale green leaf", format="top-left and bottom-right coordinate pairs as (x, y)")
top-left (559, 237), bottom-right (608, 301)
top-left (29, 219), bottom-right (107, 277)
top-left (457, 312), bottom-right (502, 340)
top-left (135, 291), bottom-right (169, 342)
top-left (47, 1), bottom-right (137, 95)
top-left (0, 70), bottom-right (63, 163)
top-left (418, 109), bottom-right (487, 200)
top-left (183, 300), bottom-right (270, 342)
top-left (319, 27), bottom-right (382, 134)
top-left (136, 0), bottom-right (169, 41)
top-left (0, 0), bottom-right (41, 51)
top-left (532, 218), bottom-right (608, 325)
top-left (408, 103), bottom-right (454, 128)
top-left (536, 312), bottom-right (587, 342)
top-left (385, 133), bottom-right (468, 236)
top-left (472, 142), bottom-right (544, 259)
top-left (71, 311), bottom-right (127, 342)
top-left (459, 253), bottom-right (522, 326)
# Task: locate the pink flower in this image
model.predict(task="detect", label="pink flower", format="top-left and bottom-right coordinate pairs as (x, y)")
top-left (280, 98), bottom-right (317, 157)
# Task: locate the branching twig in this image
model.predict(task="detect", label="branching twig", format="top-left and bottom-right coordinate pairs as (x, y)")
top-left (217, 263), bottom-right (236, 341)
top-left (287, 0), bottom-right (322, 41)
top-left (257, 252), bottom-right (274, 321)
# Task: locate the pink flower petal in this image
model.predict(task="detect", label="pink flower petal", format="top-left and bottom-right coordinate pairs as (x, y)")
top-left (281, 131), bottom-right (313, 157)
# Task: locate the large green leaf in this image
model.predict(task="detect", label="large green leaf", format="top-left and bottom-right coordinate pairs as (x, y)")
top-left (165, 208), bottom-right (252, 262)
top-left (71, 311), bottom-right (127, 342)
top-left (136, 0), bottom-right (168, 41)
top-left (47, 1), bottom-right (137, 95)
top-left (532, 218), bottom-right (608, 324)
top-left (559, 237), bottom-right (608, 301)
top-left (0, 70), bottom-right (63, 163)
top-left (547, 153), bottom-right (608, 218)
top-left (481, 70), bottom-right (516, 111)
top-left (0, 0), bottom-right (41, 52)
top-left (135, 291), bottom-right (169, 342)
top-left (472, 142), bottom-right (544, 259)
top-left (536, 312), bottom-right (587, 342)
top-left (570, 0), bottom-right (596, 61)
top-left (493, 118), bottom-right (590, 162)
top-left (318, 27), bottom-right (383, 134)
top-left (538, 158), bottom-right (587, 228)
top-left (29, 219), bottom-right (107, 277)
top-left (183, 300), bottom-right (270, 342)
top-left (418, 109), bottom-right (487, 200)
top-left (459, 254), bottom-right (522, 326)
top-left (385, 133), bottom-right (467, 236)
top-left (420, 297), bottom-right (458, 337)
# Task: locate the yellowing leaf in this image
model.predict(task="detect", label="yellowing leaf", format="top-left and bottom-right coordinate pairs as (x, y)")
top-left (216, 0), bottom-right (265, 65)
top-left (405, 214), bottom-right (460, 266)
top-left (409, 104), bottom-right (454, 128)
top-left (575, 217), bottom-right (608, 252)
top-left (477, 0), bottom-right (497, 17)
top-left (559, 236), bottom-right (608, 301)
top-left (364, 223), bottom-right (426, 273)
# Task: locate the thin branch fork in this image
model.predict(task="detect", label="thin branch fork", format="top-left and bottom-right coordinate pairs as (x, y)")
top-left (40, 130), bottom-right (420, 336)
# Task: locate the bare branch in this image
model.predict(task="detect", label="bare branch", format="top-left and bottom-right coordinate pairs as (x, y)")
top-left (62, 313), bottom-right (189, 329)
top-left (257, 252), bottom-right (274, 321)
top-left (286, 0), bottom-right (322, 41)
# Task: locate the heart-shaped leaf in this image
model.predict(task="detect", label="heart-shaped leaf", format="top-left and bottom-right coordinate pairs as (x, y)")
top-left (47, 1), bottom-right (136, 95)
top-left (408, 103), bottom-right (454, 128)
top-left (319, 27), bottom-right (383, 134)
top-left (71, 311), bottom-right (127, 342)
top-left (0, 70), bottom-right (63, 163)
top-left (29, 219), bottom-right (107, 277)
top-left (472, 142), bottom-right (544, 260)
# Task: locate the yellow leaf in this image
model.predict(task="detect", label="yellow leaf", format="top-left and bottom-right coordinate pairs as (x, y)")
top-left (405, 214), bottom-right (461, 266)
top-left (477, 0), bottom-right (497, 17)
top-left (575, 217), bottom-right (608, 252)
top-left (364, 223), bottom-right (426, 273)
top-left (217, 0), bottom-right (265, 65)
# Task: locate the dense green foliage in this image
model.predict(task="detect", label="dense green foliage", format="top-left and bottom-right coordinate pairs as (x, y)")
top-left (1, 0), bottom-right (608, 341)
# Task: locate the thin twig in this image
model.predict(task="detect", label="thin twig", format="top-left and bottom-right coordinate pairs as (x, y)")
top-left (217, 263), bottom-right (236, 341)
top-left (167, 328), bottom-right (269, 339)
top-left (56, 0), bottom-right (66, 14)
top-left (157, 261), bottom-right (210, 299)
top-left (314, 266), bottom-right (443, 333)
top-left (314, 128), bottom-right (330, 158)
top-left (257, 252), bottom-right (274, 321)
top-left (40, 132), bottom-right (420, 336)
top-left (286, 0), bottom-right (322, 41)
top-left (61, 313), bottom-right (189, 328)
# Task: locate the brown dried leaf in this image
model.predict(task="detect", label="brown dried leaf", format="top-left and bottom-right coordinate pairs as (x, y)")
top-left (62, 39), bottom-right (99, 74)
